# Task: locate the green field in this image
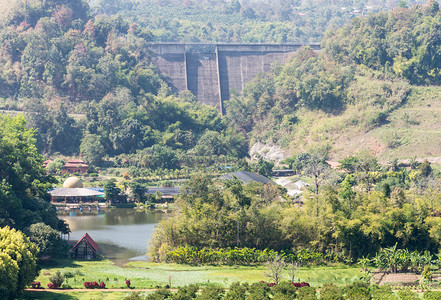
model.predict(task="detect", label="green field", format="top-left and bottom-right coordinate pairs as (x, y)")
top-left (21, 259), bottom-right (363, 299)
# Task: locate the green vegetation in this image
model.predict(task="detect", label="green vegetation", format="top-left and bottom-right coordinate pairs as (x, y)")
top-left (96, 0), bottom-right (427, 44)
top-left (31, 259), bottom-right (361, 289)
top-left (150, 153), bottom-right (441, 263)
top-left (0, 226), bottom-right (39, 300)
top-left (0, 0), bottom-right (248, 172)
top-left (0, 114), bottom-right (58, 230)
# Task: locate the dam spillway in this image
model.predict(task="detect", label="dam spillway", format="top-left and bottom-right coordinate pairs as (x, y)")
top-left (148, 43), bottom-right (321, 113)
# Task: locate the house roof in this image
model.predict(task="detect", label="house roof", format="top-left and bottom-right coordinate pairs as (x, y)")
top-left (71, 233), bottom-right (98, 253)
top-left (64, 163), bottom-right (89, 168)
top-left (219, 171), bottom-right (271, 184)
top-left (147, 187), bottom-right (181, 195)
top-left (49, 188), bottom-right (104, 197)
top-left (67, 159), bottom-right (86, 164)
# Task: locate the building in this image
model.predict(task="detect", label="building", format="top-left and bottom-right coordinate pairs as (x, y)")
top-left (219, 171), bottom-right (271, 184)
top-left (49, 177), bottom-right (105, 204)
top-left (62, 159), bottom-right (89, 174)
top-left (147, 187), bottom-right (181, 202)
top-left (42, 158), bottom-right (89, 174)
top-left (69, 233), bottom-right (98, 259)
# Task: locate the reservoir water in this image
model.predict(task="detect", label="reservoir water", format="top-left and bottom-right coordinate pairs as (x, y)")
top-left (59, 208), bottom-right (165, 264)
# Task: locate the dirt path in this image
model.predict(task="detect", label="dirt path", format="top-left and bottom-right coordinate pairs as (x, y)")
top-left (25, 288), bottom-right (180, 292)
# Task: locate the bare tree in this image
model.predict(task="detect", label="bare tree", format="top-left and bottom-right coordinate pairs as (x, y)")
top-left (287, 262), bottom-right (298, 283)
top-left (265, 255), bottom-right (286, 284)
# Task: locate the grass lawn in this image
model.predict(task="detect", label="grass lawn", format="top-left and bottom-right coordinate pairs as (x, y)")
top-left (31, 259), bottom-right (363, 289)
top-left (21, 259), bottom-right (363, 299)
top-left (21, 291), bottom-right (140, 300)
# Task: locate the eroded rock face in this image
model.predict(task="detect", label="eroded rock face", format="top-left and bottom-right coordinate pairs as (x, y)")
top-left (249, 142), bottom-right (287, 163)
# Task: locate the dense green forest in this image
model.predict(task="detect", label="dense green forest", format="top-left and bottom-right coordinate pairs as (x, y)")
top-left (0, 0), bottom-right (247, 168)
top-left (92, 0), bottom-right (427, 44)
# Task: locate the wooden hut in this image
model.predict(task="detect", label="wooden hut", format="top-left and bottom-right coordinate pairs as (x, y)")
top-left (70, 233), bottom-right (98, 259)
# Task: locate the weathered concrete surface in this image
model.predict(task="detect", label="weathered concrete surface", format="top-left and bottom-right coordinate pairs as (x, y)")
top-left (147, 43), bottom-right (320, 113)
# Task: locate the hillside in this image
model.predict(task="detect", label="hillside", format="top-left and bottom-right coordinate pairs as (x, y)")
top-left (224, 1), bottom-right (441, 163)
top-left (279, 84), bottom-right (441, 161)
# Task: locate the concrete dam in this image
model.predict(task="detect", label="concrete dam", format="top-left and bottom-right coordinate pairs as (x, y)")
top-left (148, 43), bottom-right (321, 113)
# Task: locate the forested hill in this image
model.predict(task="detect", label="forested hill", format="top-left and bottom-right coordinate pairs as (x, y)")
top-left (0, 0), bottom-right (248, 166)
top-left (2, 0), bottom-right (441, 163)
top-left (226, 0), bottom-right (441, 160)
top-left (91, 0), bottom-right (427, 44)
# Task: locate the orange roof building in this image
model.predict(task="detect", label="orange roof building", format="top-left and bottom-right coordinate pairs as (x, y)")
top-left (62, 159), bottom-right (89, 174)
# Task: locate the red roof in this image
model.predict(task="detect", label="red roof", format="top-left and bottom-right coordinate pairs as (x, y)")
top-left (68, 159), bottom-right (86, 164)
top-left (43, 159), bottom-right (53, 164)
top-left (71, 233), bottom-right (98, 253)
top-left (64, 163), bottom-right (89, 168)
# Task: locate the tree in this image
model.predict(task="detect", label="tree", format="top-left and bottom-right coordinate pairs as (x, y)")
top-left (104, 179), bottom-right (121, 201)
top-left (265, 254), bottom-right (286, 284)
top-left (225, 0), bottom-right (241, 14)
top-left (251, 158), bottom-right (274, 178)
top-left (27, 222), bottom-right (62, 257)
top-left (0, 115), bottom-right (58, 230)
top-left (129, 181), bottom-right (147, 202)
top-left (80, 133), bottom-right (105, 165)
top-left (46, 158), bottom-right (65, 174)
top-left (0, 226), bottom-right (39, 299)
top-left (291, 151), bottom-right (330, 194)
top-left (398, 0), bottom-right (408, 8)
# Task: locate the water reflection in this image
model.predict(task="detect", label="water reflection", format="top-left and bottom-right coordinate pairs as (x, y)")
top-left (59, 208), bottom-right (164, 263)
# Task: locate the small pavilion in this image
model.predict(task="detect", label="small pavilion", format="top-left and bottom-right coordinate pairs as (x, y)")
top-left (49, 177), bottom-right (105, 203)
top-left (69, 233), bottom-right (98, 259)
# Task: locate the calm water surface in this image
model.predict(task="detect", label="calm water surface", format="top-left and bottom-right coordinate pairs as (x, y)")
top-left (59, 208), bottom-right (165, 264)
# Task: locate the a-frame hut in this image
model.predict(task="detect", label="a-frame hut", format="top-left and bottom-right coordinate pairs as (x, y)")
top-left (70, 233), bottom-right (98, 259)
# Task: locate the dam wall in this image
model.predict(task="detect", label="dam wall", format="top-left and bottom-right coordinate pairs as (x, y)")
top-left (148, 43), bottom-right (320, 113)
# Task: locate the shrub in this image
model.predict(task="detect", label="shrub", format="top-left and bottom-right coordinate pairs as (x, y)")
top-left (125, 292), bottom-right (144, 300)
top-left (271, 281), bottom-right (297, 297)
top-left (320, 283), bottom-right (343, 300)
top-left (31, 282), bottom-right (41, 289)
top-left (99, 281), bottom-right (106, 288)
top-left (174, 284), bottom-right (199, 298)
top-left (344, 281), bottom-right (371, 300)
top-left (49, 271), bottom-right (64, 288)
top-left (197, 285), bottom-right (224, 300)
top-left (126, 279), bottom-right (131, 288)
top-left (84, 282), bottom-right (92, 289)
top-left (224, 282), bottom-right (247, 300)
top-left (297, 286), bottom-right (317, 300)
top-left (145, 288), bottom-right (171, 300)
top-left (248, 282), bottom-right (270, 299)
top-left (293, 282), bottom-right (310, 287)
top-left (371, 285), bottom-right (395, 300)
top-left (47, 283), bottom-right (56, 289)
top-left (423, 290), bottom-right (441, 300)
top-left (397, 288), bottom-right (419, 300)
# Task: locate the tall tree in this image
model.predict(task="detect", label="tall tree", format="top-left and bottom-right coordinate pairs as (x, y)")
top-left (0, 115), bottom-right (57, 230)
